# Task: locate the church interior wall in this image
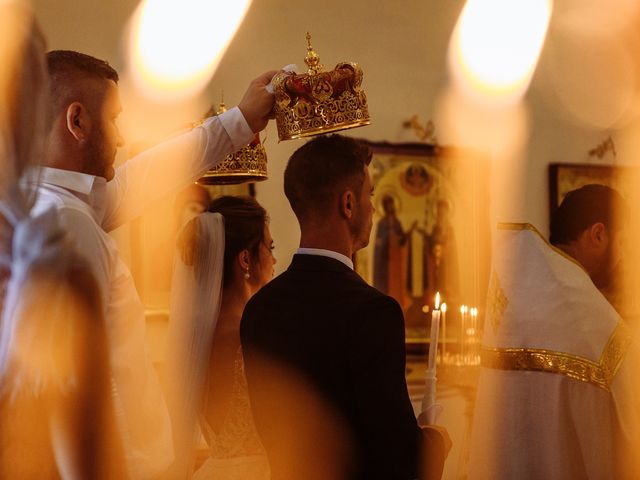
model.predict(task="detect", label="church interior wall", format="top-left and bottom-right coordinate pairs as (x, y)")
top-left (29, 2), bottom-right (640, 477)
top-left (32, 0), bottom-right (640, 275)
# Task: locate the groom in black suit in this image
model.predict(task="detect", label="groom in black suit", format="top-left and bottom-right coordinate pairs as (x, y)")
top-left (241, 135), bottom-right (446, 480)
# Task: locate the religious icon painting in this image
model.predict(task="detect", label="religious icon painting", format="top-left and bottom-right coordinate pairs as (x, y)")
top-left (355, 140), bottom-right (491, 345)
top-left (548, 163), bottom-right (638, 216)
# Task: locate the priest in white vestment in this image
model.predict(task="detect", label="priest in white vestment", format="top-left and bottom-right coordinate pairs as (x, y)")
top-left (469, 185), bottom-right (640, 480)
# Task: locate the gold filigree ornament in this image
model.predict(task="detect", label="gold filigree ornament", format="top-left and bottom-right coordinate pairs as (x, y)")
top-left (197, 100), bottom-right (268, 185)
top-left (487, 271), bottom-right (508, 334)
top-left (481, 321), bottom-right (631, 392)
top-left (272, 32), bottom-right (371, 141)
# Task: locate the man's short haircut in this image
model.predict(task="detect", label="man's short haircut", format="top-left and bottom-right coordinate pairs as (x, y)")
top-left (550, 184), bottom-right (627, 245)
top-left (46, 50), bottom-right (119, 115)
top-left (284, 134), bottom-right (372, 222)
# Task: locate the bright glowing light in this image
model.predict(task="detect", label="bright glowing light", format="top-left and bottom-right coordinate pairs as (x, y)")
top-left (436, 85), bottom-right (528, 154)
top-left (128, 0), bottom-right (252, 100)
top-left (547, 31), bottom-right (635, 129)
top-left (435, 292), bottom-right (441, 310)
top-left (449, 0), bottom-right (552, 103)
top-left (441, 303), bottom-right (447, 314)
top-left (559, 0), bottom-right (640, 37)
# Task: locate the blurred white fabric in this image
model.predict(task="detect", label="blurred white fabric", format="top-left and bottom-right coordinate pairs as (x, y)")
top-left (29, 107), bottom-right (254, 479)
top-left (166, 212), bottom-right (225, 478)
top-left (0, 4), bottom-right (121, 478)
top-left (468, 224), bottom-right (640, 480)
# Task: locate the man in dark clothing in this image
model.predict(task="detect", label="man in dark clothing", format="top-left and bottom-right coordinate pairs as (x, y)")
top-left (241, 135), bottom-right (446, 480)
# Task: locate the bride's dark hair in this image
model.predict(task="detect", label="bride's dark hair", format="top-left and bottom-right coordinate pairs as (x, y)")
top-left (178, 195), bottom-right (267, 286)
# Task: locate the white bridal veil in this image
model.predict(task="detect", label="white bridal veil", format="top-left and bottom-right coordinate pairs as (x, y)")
top-left (166, 212), bottom-right (225, 477)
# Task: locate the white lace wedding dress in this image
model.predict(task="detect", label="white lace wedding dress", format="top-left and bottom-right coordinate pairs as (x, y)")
top-left (192, 347), bottom-right (270, 480)
top-left (168, 213), bottom-right (270, 480)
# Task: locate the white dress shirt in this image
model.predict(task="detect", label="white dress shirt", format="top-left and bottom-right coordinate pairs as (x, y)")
top-left (295, 247), bottom-right (354, 270)
top-left (30, 108), bottom-right (254, 479)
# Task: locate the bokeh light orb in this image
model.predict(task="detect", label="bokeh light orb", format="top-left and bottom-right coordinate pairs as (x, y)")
top-left (128, 0), bottom-right (252, 100)
top-left (449, 0), bottom-right (552, 104)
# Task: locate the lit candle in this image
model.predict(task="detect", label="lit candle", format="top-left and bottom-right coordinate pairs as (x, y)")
top-left (428, 292), bottom-right (441, 372)
top-left (470, 307), bottom-right (479, 364)
top-left (440, 303), bottom-right (448, 364)
top-left (460, 305), bottom-right (467, 364)
top-left (470, 307), bottom-right (478, 334)
top-left (422, 292), bottom-right (442, 419)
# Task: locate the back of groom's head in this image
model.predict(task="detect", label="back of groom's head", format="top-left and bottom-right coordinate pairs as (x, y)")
top-left (284, 134), bottom-right (372, 223)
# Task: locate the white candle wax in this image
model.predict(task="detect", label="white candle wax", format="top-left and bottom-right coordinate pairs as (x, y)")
top-left (428, 309), bottom-right (441, 371)
top-left (460, 305), bottom-right (467, 364)
top-left (441, 303), bottom-right (447, 363)
top-left (423, 293), bottom-right (441, 415)
top-left (471, 307), bottom-right (479, 364)
top-left (471, 307), bottom-right (478, 333)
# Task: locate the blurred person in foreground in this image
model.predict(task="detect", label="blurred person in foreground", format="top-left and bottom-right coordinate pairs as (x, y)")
top-left (29, 48), bottom-right (276, 478)
top-left (241, 134), bottom-right (449, 480)
top-left (0, 3), bottom-right (124, 478)
top-left (469, 184), bottom-right (640, 479)
top-left (165, 196), bottom-right (275, 479)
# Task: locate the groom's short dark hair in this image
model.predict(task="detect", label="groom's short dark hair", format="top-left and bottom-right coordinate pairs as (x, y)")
top-left (284, 134), bottom-right (371, 222)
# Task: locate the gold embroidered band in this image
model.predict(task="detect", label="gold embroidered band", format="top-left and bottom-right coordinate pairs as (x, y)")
top-left (481, 322), bottom-right (631, 392)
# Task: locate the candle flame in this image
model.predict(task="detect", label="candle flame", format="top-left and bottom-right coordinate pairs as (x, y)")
top-left (441, 303), bottom-right (447, 314)
top-left (435, 292), bottom-right (441, 310)
top-left (449, 0), bottom-right (552, 104)
top-left (127, 0), bottom-right (252, 101)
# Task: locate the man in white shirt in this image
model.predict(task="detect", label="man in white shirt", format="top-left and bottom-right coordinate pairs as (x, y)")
top-left (31, 50), bottom-right (275, 479)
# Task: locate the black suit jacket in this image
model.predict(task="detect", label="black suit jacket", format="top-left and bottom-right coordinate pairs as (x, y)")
top-left (241, 254), bottom-right (421, 480)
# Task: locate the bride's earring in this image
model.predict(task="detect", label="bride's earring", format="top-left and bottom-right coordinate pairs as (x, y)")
top-left (244, 269), bottom-right (250, 279)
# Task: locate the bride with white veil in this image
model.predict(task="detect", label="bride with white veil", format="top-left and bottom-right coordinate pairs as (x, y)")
top-left (0, 2), bottom-right (124, 477)
top-left (166, 195), bottom-right (275, 479)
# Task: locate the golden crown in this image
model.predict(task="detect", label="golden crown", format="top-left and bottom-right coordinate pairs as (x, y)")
top-left (273, 33), bottom-right (370, 141)
top-left (197, 101), bottom-right (268, 185)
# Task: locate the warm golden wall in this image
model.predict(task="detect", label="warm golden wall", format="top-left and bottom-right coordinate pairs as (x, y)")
top-left (32, 0), bottom-right (640, 274)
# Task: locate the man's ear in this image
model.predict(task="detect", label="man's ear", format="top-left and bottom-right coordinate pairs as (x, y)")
top-left (340, 190), bottom-right (355, 220)
top-left (588, 222), bottom-right (607, 248)
top-left (65, 102), bottom-right (90, 141)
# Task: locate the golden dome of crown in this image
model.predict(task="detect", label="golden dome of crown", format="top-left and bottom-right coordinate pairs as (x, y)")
top-left (273, 32), bottom-right (371, 141)
top-left (197, 98), bottom-right (268, 185)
